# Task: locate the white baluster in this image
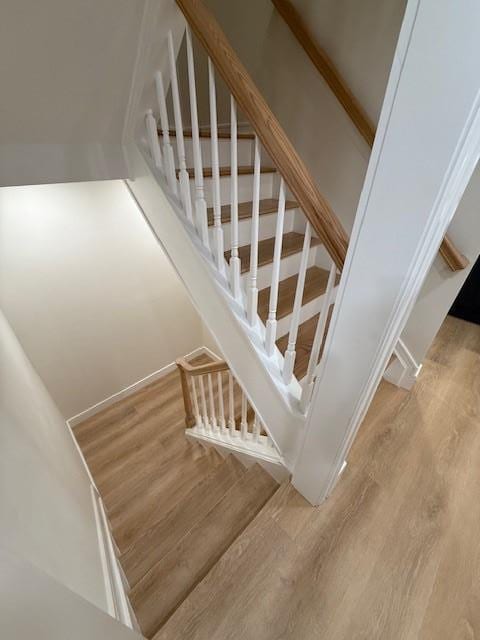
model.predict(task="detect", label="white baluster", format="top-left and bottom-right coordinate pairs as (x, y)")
top-left (265, 178), bottom-right (286, 355)
top-left (228, 372), bottom-right (236, 436)
top-left (240, 391), bottom-right (248, 440)
top-left (207, 373), bottom-right (216, 430)
top-left (208, 59), bottom-right (226, 274)
top-left (185, 26), bottom-right (210, 249)
top-left (190, 375), bottom-right (201, 427)
top-left (167, 31), bottom-right (193, 223)
top-left (247, 135), bottom-right (261, 325)
top-left (217, 371), bottom-right (226, 431)
top-left (229, 97), bottom-right (242, 300)
top-left (145, 109), bottom-right (163, 171)
top-left (252, 413), bottom-right (261, 442)
top-left (300, 260), bottom-right (337, 411)
top-left (154, 70), bottom-right (178, 196)
top-left (283, 221), bottom-right (312, 384)
top-left (198, 375), bottom-right (209, 432)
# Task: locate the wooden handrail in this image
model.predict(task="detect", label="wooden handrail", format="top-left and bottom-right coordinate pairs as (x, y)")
top-left (271, 0), bottom-right (375, 148)
top-left (175, 0), bottom-right (349, 271)
top-left (176, 357), bottom-right (229, 375)
top-left (271, 0), bottom-right (468, 272)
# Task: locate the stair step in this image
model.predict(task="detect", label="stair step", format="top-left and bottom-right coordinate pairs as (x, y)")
top-left (258, 266), bottom-right (333, 323)
top-left (168, 128), bottom-right (255, 140)
top-left (153, 482), bottom-right (292, 640)
top-left (130, 464), bottom-right (278, 637)
top-left (225, 231), bottom-right (320, 275)
top-left (181, 165), bottom-right (276, 179)
top-left (207, 198), bottom-right (298, 226)
top-left (276, 305), bottom-right (334, 380)
top-left (120, 456), bottom-right (245, 589)
top-left (108, 448), bottom-right (224, 554)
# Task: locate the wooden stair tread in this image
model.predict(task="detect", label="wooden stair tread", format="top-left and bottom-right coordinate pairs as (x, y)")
top-left (152, 482), bottom-right (293, 640)
top-left (276, 306), bottom-right (334, 380)
top-left (120, 455), bottom-right (245, 589)
top-left (130, 464), bottom-right (278, 638)
top-left (207, 198), bottom-right (298, 226)
top-left (180, 165), bottom-right (276, 179)
top-left (168, 128), bottom-right (255, 140)
top-left (258, 266), bottom-right (335, 323)
top-left (225, 231), bottom-right (320, 274)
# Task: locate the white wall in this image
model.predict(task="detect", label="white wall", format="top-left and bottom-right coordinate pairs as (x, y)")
top-left (0, 546), bottom-right (140, 640)
top-left (0, 180), bottom-right (206, 419)
top-left (0, 310), bottom-right (106, 610)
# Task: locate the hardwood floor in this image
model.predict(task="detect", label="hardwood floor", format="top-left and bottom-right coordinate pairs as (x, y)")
top-left (157, 316), bottom-right (480, 639)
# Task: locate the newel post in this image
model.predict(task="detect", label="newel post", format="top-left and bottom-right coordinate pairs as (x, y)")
top-left (293, 0), bottom-right (480, 505)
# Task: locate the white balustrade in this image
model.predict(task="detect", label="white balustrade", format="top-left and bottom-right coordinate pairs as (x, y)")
top-left (300, 260), bottom-right (337, 411)
top-left (229, 97), bottom-right (242, 300)
top-left (247, 135), bottom-right (261, 325)
top-left (207, 373), bottom-right (216, 430)
top-left (228, 372), bottom-right (236, 436)
top-left (208, 59), bottom-right (226, 274)
top-left (167, 31), bottom-right (193, 223)
top-left (190, 375), bottom-right (201, 426)
top-left (217, 371), bottom-right (226, 431)
top-left (145, 109), bottom-right (163, 171)
top-left (198, 375), bottom-right (209, 431)
top-left (185, 26), bottom-right (210, 249)
top-left (154, 70), bottom-right (178, 196)
top-left (240, 391), bottom-right (248, 440)
top-left (265, 178), bottom-right (286, 356)
top-left (283, 221), bottom-right (312, 384)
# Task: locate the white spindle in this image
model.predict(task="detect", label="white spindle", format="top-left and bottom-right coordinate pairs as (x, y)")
top-left (229, 97), bottom-right (242, 299)
top-left (198, 375), bottom-right (209, 432)
top-left (265, 178), bottom-right (286, 355)
top-left (300, 260), bottom-right (337, 411)
top-left (228, 372), bottom-right (236, 436)
top-left (167, 31), bottom-right (193, 223)
top-left (154, 70), bottom-right (178, 196)
top-left (208, 59), bottom-right (225, 274)
top-left (217, 371), bottom-right (226, 431)
top-left (145, 109), bottom-right (163, 171)
top-left (283, 221), bottom-right (312, 384)
top-left (247, 135), bottom-right (261, 325)
top-left (207, 373), bottom-right (216, 430)
top-left (240, 391), bottom-right (248, 440)
top-left (190, 376), bottom-right (201, 426)
top-left (185, 26), bottom-right (210, 249)
top-left (252, 414), bottom-right (261, 442)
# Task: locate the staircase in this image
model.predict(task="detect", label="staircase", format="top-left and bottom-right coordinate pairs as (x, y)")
top-left (74, 355), bottom-right (280, 638)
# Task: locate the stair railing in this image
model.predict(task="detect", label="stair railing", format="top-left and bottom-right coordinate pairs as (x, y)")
top-left (143, 0), bottom-right (348, 409)
top-left (176, 358), bottom-right (282, 462)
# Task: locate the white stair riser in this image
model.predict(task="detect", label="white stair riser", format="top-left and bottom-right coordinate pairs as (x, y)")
top-left (190, 171), bottom-right (276, 207)
top-left (210, 208), bottom-right (297, 247)
top-left (240, 244), bottom-right (320, 291)
top-left (275, 286), bottom-right (338, 339)
top-left (181, 137), bottom-right (253, 168)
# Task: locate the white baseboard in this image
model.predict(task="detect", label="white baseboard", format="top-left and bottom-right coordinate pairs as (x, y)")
top-left (67, 345), bottom-right (220, 428)
top-left (384, 338), bottom-right (423, 391)
top-left (90, 486), bottom-right (136, 629)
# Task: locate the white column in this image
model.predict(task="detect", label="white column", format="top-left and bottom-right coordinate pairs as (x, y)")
top-left (293, 0), bottom-right (480, 505)
top-left (229, 97), bottom-right (242, 300)
top-left (247, 135), bottom-right (261, 325)
top-left (265, 178), bottom-right (286, 356)
top-left (154, 70), bottom-right (178, 196)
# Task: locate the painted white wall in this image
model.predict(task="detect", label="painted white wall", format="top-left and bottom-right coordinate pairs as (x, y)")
top-left (0, 0), bottom-right (148, 186)
top-left (0, 546), bottom-right (140, 639)
top-left (0, 180), bottom-right (206, 419)
top-left (0, 311), bottom-right (106, 610)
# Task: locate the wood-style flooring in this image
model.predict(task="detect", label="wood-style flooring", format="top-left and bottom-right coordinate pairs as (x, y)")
top-left (157, 316), bottom-right (480, 639)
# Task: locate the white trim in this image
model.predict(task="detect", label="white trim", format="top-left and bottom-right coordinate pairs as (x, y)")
top-left (90, 486), bottom-right (136, 629)
top-left (67, 419), bottom-right (99, 490)
top-left (383, 338), bottom-right (423, 390)
top-left (67, 346), bottom-right (217, 427)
